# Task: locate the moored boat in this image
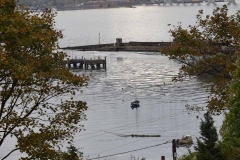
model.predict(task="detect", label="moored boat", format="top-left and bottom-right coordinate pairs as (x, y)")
top-left (177, 135), bottom-right (193, 144)
top-left (131, 100), bottom-right (140, 108)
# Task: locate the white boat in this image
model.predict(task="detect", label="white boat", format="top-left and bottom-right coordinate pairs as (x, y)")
top-left (177, 135), bottom-right (193, 144)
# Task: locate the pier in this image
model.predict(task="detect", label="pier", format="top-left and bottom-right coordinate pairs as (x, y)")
top-left (63, 57), bottom-right (107, 70)
top-left (61, 38), bottom-right (235, 53)
top-left (61, 38), bottom-right (172, 52)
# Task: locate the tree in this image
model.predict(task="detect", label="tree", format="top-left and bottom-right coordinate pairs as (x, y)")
top-left (160, 5), bottom-right (240, 113)
top-left (194, 112), bottom-right (223, 160)
top-left (0, 1), bottom-right (89, 159)
top-left (17, 0), bottom-right (82, 8)
top-left (220, 48), bottom-right (240, 159)
top-left (62, 145), bottom-right (83, 160)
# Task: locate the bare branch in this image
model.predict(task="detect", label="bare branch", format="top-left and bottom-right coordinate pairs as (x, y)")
top-left (1, 148), bottom-right (20, 160)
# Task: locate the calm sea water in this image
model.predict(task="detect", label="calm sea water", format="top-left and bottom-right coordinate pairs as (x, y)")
top-left (55, 3), bottom-right (239, 160)
top-left (4, 2), bottom-right (240, 160)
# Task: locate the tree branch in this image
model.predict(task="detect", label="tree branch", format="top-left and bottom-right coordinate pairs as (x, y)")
top-left (1, 148), bottom-right (20, 160)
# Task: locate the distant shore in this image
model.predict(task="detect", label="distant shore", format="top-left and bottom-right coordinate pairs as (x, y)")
top-left (26, 0), bottom-right (233, 12)
top-left (56, 5), bottom-right (137, 11)
top-left (29, 0), bottom-right (233, 11)
top-left (29, 4), bottom-right (139, 12)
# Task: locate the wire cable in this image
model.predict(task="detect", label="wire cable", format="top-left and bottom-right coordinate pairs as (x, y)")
top-left (75, 111), bottom-right (187, 138)
top-left (86, 140), bottom-right (171, 160)
top-left (89, 138), bottom-right (147, 157)
top-left (0, 111), bottom-right (186, 154)
top-left (87, 117), bottom-right (200, 158)
top-left (73, 111), bottom-right (187, 142)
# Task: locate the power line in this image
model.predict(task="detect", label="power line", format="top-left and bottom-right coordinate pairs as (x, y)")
top-left (0, 112), bottom-right (199, 159)
top-left (161, 118), bottom-right (199, 134)
top-left (89, 138), bottom-right (146, 157)
top-left (86, 140), bottom-right (171, 160)
top-left (87, 118), bottom-right (200, 158)
top-left (0, 112), bottom-right (199, 160)
top-left (78, 111), bottom-right (187, 137)
top-left (1, 115), bottom-right (200, 160)
top-left (73, 111), bottom-right (187, 142)
top-left (178, 147), bottom-right (189, 158)
top-left (0, 112), bottom-right (186, 154)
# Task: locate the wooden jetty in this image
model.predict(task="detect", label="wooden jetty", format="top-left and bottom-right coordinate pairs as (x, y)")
top-left (63, 57), bottom-right (106, 70)
top-left (61, 38), bottom-right (172, 52)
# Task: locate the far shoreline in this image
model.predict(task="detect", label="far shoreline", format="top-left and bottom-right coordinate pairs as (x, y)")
top-left (27, 4), bottom-right (139, 12)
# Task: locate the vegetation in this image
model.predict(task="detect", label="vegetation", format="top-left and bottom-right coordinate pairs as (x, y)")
top-left (220, 48), bottom-right (240, 159)
top-left (63, 145), bottom-right (83, 160)
top-left (16, 0), bottom-right (127, 9)
top-left (160, 5), bottom-right (240, 114)
top-left (161, 5), bottom-right (240, 159)
top-left (177, 112), bottom-right (223, 160)
top-left (194, 112), bottom-right (223, 160)
top-left (0, 0), bottom-right (88, 159)
top-left (17, 0), bottom-right (79, 8)
top-left (178, 152), bottom-right (196, 160)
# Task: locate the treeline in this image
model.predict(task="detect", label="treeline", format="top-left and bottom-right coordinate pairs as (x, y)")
top-left (17, 0), bottom-right (101, 9)
top-left (160, 5), bottom-right (240, 160)
top-left (16, 0), bottom-right (136, 10)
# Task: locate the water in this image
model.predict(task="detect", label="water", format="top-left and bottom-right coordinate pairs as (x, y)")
top-left (54, 3), bottom-right (239, 160)
top-left (70, 52), bottom-right (207, 160)
top-left (57, 3), bottom-right (239, 47)
top-left (5, 3), bottom-right (240, 160)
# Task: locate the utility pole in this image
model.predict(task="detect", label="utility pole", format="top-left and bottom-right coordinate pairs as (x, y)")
top-left (99, 33), bottom-right (100, 47)
top-left (172, 139), bottom-right (177, 160)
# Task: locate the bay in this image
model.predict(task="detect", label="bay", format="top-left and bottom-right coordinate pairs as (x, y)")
top-left (4, 2), bottom-right (239, 160)
top-left (54, 3), bottom-right (239, 160)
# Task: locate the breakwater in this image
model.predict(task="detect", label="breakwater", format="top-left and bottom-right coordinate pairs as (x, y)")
top-left (61, 38), bottom-right (172, 52)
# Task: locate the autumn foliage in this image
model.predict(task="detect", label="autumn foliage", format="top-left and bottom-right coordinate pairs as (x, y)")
top-left (160, 5), bottom-right (240, 113)
top-left (0, 0), bottom-right (88, 159)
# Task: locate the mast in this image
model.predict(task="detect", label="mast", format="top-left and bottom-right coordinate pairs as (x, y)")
top-left (134, 84), bottom-right (137, 100)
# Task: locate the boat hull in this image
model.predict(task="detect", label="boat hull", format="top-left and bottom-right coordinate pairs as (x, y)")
top-left (177, 135), bottom-right (193, 145)
top-left (131, 101), bottom-right (140, 108)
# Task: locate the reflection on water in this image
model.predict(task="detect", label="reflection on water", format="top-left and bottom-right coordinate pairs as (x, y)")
top-left (54, 5), bottom-right (233, 160)
top-left (65, 50), bottom-right (216, 160)
top-left (3, 5), bottom-right (235, 159)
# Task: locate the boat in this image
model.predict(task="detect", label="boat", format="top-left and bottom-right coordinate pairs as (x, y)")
top-left (131, 100), bottom-right (140, 108)
top-left (126, 5), bottom-right (136, 8)
top-left (131, 85), bottom-right (140, 108)
top-left (177, 135), bottom-right (193, 144)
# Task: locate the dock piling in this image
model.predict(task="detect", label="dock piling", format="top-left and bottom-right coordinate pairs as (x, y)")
top-left (63, 57), bottom-right (106, 71)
